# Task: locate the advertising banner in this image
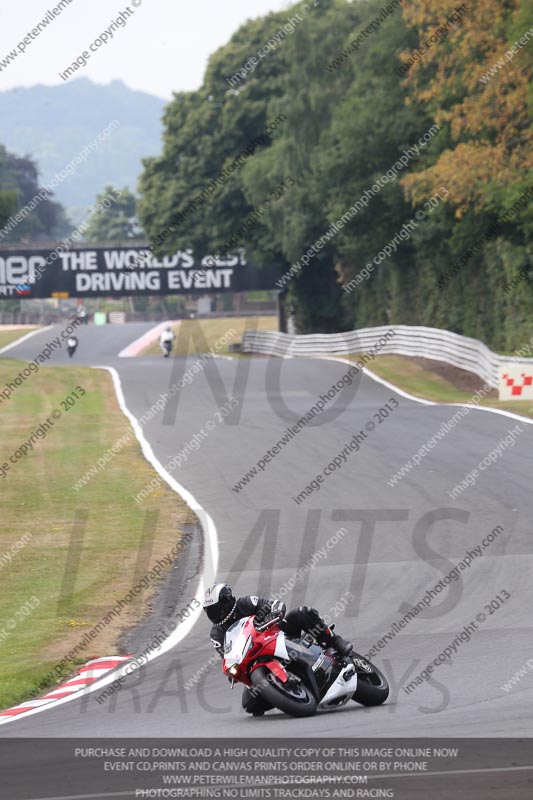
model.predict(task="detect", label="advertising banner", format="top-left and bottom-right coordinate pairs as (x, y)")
top-left (0, 244), bottom-right (279, 298)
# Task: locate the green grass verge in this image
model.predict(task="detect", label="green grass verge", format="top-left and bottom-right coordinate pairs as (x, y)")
top-left (0, 327), bottom-right (40, 351)
top-left (344, 354), bottom-right (533, 419)
top-left (0, 358), bottom-right (195, 710)
top-left (141, 316), bottom-right (278, 356)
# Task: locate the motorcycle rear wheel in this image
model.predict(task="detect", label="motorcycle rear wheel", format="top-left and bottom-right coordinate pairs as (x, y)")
top-left (250, 666), bottom-right (317, 717)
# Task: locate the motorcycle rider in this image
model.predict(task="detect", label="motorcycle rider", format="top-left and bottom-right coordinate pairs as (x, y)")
top-left (160, 325), bottom-right (175, 357)
top-left (77, 304), bottom-right (88, 325)
top-left (203, 583), bottom-right (353, 715)
top-left (67, 335), bottom-right (78, 358)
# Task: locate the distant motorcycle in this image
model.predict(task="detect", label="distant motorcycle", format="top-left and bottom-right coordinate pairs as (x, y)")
top-left (77, 306), bottom-right (88, 325)
top-left (222, 613), bottom-right (389, 717)
top-left (160, 327), bottom-right (175, 358)
top-left (67, 336), bottom-right (78, 358)
top-left (161, 339), bottom-right (173, 358)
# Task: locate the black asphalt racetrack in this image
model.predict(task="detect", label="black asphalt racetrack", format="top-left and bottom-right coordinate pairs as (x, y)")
top-left (1, 322), bottom-right (532, 744)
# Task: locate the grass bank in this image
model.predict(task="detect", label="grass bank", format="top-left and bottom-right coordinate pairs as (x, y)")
top-left (346, 354), bottom-right (533, 419)
top-left (141, 316), bottom-right (278, 356)
top-left (0, 327), bottom-right (40, 351)
top-left (0, 359), bottom-right (195, 710)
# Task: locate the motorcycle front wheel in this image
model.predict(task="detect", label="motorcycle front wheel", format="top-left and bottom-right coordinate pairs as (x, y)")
top-left (250, 666), bottom-right (317, 717)
top-left (351, 658), bottom-right (389, 706)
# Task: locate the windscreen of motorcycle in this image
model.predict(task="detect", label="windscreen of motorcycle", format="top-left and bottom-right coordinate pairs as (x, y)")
top-left (223, 617), bottom-right (253, 667)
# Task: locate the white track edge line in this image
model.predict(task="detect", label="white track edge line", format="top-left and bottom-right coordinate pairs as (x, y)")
top-left (319, 355), bottom-right (533, 425)
top-left (3, 347), bottom-right (528, 724)
top-left (0, 325), bottom-right (53, 355)
top-left (217, 350), bottom-right (532, 425)
top-left (118, 321), bottom-right (175, 358)
top-left (0, 365), bottom-right (219, 726)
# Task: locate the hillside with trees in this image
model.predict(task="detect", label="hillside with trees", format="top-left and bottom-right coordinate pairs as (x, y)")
top-left (84, 186), bottom-right (144, 241)
top-left (138, 0), bottom-right (532, 350)
top-left (0, 144), bottom-right (69, 243)
top-left (0, 78), bottom-right (165, 215)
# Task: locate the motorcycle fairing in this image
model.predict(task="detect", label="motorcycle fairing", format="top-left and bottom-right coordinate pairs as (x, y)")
top-left (223, 618), bottom-right (252, 668)
top-left (250, 659), bottom-right (289, 683)
top-left (319, 666), bottom-right (358, 708)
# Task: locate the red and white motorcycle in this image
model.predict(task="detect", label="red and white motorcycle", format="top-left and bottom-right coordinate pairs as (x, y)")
top-left (222, 613), bottom-right (389, 717)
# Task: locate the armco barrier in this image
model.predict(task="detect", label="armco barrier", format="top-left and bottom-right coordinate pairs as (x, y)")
top-left (241, 325), bottom-right (533, 389)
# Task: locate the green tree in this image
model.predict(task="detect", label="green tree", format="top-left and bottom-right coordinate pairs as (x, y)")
top-left (137, 0), bottom-right (532, 348)
top-left (84, 186), bottom-right (144, 241)
top-left (0, 188), bottom-right (17, 230)
top-left (0, 187), bottom-right (20, 312)
top-left (138, 6), bottom-right (292, 261)
top-left (398, 0), bottom-right (533, 349)
top-left (0, 144), bottom-right (69, 242)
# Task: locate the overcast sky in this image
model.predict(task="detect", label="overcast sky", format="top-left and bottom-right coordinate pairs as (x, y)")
top-left (0, 0), bottom-right (295, 99)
